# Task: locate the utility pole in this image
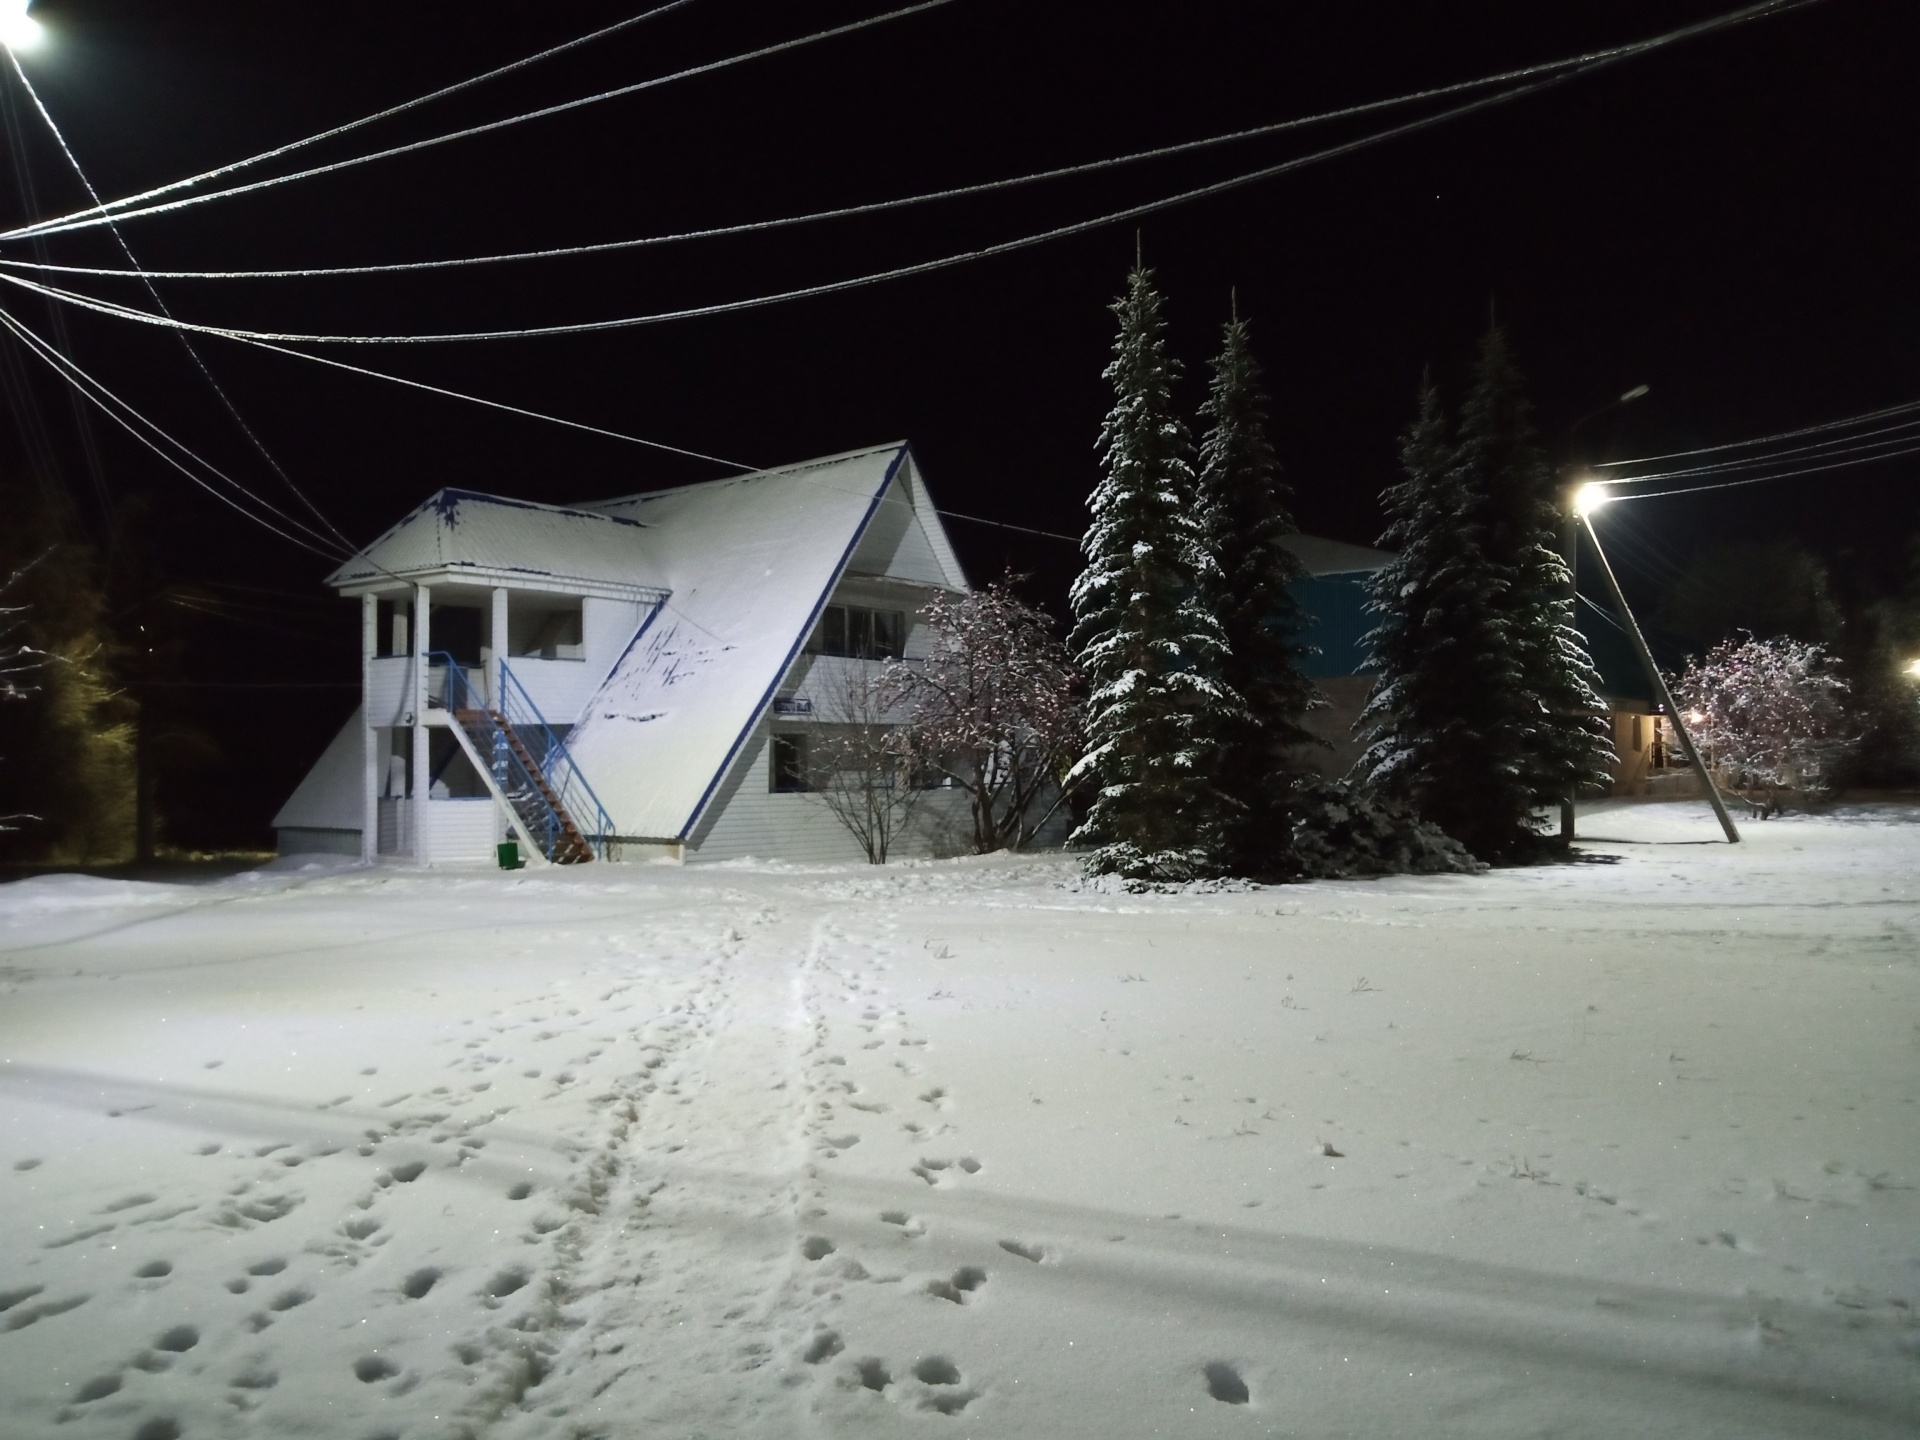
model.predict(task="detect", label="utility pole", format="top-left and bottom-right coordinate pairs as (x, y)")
top-left (1577, 492), bottom-right (1739, 843)
top-left (1560, 384), bottom-right (1650, 840)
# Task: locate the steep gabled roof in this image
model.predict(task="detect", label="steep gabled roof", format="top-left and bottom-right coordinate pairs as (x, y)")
top-left (325, 489), bottom-right (666, 597)
top-left (1279, 532), bottom-right (1395, 577)
top-left (568, 442), bottom-right (962, 840)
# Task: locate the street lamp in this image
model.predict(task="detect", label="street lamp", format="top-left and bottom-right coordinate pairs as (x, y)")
top-left (1573, 481), bottom-right (1612, 517)
top-left (0, 3), bottom-right (42, 51)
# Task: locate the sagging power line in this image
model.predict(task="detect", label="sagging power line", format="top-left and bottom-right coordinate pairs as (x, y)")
top-left (0, 2), bottom-right (1823, 349)
top-left (0, 0), bottom-right (961, 244)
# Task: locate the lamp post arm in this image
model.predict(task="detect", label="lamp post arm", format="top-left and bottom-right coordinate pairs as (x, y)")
top-left (1579, 513), bottom-right (1741, 844)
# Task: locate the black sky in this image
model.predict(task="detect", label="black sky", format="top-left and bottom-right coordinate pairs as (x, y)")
top-left (3, 0), bottom-right (1915, 844)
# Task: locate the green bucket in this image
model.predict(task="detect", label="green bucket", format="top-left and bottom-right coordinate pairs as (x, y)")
top-left (496, 840), bottom-right (525, 871)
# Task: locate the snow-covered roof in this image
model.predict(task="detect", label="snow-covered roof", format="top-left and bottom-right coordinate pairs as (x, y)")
top-left (1280, 532), bottom-right (1394, 577)
top-left (273, 709), bottom-right (366, 831)
top-left (568, 442), bottom-right (964, 840)
top-left (326, 489), bottom-right (668, 599)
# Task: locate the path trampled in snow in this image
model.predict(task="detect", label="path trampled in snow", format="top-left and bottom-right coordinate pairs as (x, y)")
top-left (3, 803), bottom-right (1917, 1437)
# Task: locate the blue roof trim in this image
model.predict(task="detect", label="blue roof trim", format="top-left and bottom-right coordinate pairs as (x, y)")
top-left (676, 444), bottom-right (908, 839)
top-left (431, 487), bottom-right (651, 529)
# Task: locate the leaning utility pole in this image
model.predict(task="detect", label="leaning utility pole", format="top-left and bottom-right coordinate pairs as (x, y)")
top-left (1576, 495), bottom-right (1740, 844)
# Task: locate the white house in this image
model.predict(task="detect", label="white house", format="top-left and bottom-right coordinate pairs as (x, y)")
top-left (273, 443), bottom-right (984, 866)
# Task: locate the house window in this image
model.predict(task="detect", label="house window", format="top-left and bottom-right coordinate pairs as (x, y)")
top-left (770, 732), bottom-right (811, 793)
top-left (510, 600), bottom-right (585, 661)
top-left (807, 604), bottom-right (906, 660)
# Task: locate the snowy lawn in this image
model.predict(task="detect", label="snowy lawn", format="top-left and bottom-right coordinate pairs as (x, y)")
top-left (2, 803), bottom-right (1917, 1439)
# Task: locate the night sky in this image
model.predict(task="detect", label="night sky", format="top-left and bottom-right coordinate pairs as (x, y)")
top-left (2, 0), bottom-right (1914, 845)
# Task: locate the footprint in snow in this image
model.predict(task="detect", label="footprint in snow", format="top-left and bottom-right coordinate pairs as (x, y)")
top-left (802, 1328), bottom-right (844, 1364)
top-left (924, 1266), bottom-right (987, 1304)
top-left (911, 1157), bottom-right (981, 1186)
top-left (1203, 1361), bottom-right (1249, 1404)
top-left (72, 1373), bottom-right (122, 1403)
top-left (914, 1354), bottom-right (983, 1412)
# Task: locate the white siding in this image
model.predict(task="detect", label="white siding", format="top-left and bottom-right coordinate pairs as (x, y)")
top-left (582, 597), bottom-right (646, 685)
top-left (428, 798), bottom-right (502, 864)
top-left (509, 656), bottom-right (598, 726)
top-left (685, 721), bottom-right (972, 864)
top-left (367, 656), bottom-right (414, 726)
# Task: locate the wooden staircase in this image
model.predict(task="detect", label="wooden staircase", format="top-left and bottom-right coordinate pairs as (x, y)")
top-left (454, 706), bottom-right (595, 864)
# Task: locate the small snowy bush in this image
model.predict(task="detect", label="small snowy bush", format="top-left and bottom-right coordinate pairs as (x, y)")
top-left (1671, 634), bottom-right (1855, 812)
top-left (1289, 780), bottom-right (1481, 877)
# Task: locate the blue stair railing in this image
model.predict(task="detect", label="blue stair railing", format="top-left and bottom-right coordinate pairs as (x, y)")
top-left (427, 652), bottom-right (614, 862)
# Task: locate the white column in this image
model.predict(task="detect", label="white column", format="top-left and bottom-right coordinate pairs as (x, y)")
top-left (412, 583), bottom-right (432, 865)
top-left (490, 586), bottom-right (509, 709)
top-left (361, 593), bottom-right (379, 863)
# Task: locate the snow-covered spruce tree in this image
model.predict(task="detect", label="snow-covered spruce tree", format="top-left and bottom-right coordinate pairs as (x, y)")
top-left (1450, 325), bottom-right (1612, 853)
top-left (1194, 306), bottom-right (1319, 878)
top-left (1068, 264), bottom-right (1243, 881)
top-left (1356, 377), bottom-right (1538, 859)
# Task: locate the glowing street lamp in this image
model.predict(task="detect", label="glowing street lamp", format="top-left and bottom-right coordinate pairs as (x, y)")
top-left (0, 2), bottom-right (43, 52)
top-left (1905, 658), bottom-right (1920, 680)
top-left (1573, 481), bottom-right (1612, 517)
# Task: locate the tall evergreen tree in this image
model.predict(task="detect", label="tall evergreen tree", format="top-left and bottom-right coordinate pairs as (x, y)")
top-left (1357, 378), bottom-right (1535, 857)
top-left (1068, 264), bottom-right (1241, 881)
top-left (1194, 305), bottom-right (1318, 877)
top-left (1452, 325), bottom-right (1612, 833)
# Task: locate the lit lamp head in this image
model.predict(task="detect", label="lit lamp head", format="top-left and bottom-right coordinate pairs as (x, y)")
top-left (1573, 481), bottom-right (1612, 518)
top-left (0, 2), bottom-right (43, 51)
top-left (1905, 657), bottom-right (1920, 681)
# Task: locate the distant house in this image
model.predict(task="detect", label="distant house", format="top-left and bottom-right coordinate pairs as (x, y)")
top-left (1279, 532), bottom-right (1395, 777)
top-left (1578, 610), bottom-right (1696, 796)
top-left (1276, 537), bottom-right (1673, 799)
top-left (273, 443), bottom-right (991, 865)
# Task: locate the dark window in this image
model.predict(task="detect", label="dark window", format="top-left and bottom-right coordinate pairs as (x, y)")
top-left (807, 604), bottom-right (907, 660)
top-left (771, 733), bottom-right (811, 793)
top-left (377, 600), bottom-right (411, 658)
top-left (433, 606), bottom-right (485, 667)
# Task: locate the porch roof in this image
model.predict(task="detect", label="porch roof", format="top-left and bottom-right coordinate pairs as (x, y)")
top-left (326, 489), bottom-right (669, 600)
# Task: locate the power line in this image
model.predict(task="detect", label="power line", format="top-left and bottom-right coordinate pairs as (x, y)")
top-left (0, 68), bottom-right (113, 534)
top-left (0, 0), bottom-right (708, 239)
top-left (206, 337), bottom-right (757, 470)
top-left (0, 0), bottom-right (961, 243)
top-left (0, 38), bottom-right (1672, 285)
top-left (1603, 438), bottom-right (1920, 503)
top-left (937, 510), bottom-right (1078, 543)
top-left (0, 303), bottom-right (351, 558)
top-left (0, 2), bottom-right (1817, 347)
top-left (1594, 394), bottom-right (1920, 471)
top-left (1599, 416), bottom-right (1920, 485)
top-left (4, 49), bottom-right (357, 553)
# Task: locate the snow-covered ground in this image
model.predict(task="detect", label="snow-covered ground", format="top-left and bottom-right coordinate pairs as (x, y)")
top-left (2, 802), bottom-right (1917, 1439)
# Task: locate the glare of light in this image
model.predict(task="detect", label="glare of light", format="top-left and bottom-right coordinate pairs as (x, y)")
top-left (1905, 657), bottom-right (1920, 680)
top-left (1686, 710), bottom-right (1705, 725)
top-left (0, 2), bottom-right (43, 51)
top-left (1573, 482), bottom-right (1612, 517)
